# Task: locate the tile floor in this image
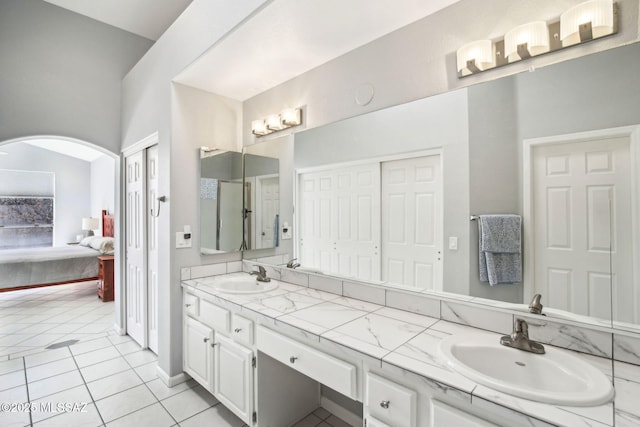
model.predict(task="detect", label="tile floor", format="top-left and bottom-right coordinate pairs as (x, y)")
top-left (0, 282), bottom-right (354, 427)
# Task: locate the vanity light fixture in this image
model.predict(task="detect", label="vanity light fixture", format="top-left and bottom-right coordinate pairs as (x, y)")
top-left (252, 107), bottom-right (303, 137)
top-left (560, 0), bottom-right (615, 47)
top-left (456, 40), bottom-right (494, 76)
top-left (456, 0), bottom-right (616, 77)
top-left (251, 119), bottom-right (269, 136)
top-left (504, 21), bottom-right (550, 62)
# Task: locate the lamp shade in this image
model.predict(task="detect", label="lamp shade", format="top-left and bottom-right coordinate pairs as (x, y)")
top-left (82, 217), bottom-right (99, 231)
top-left (456, 40), bottom-right (494, 75)
top-left (504, 21), bottom-right (549, 62)
top-left (560, 0), bottom-right (613, 46)
top-left (266, 114), bottom-right (284, 131)
top-left (251, 119), bottom-right (268, 136)
top-left (280, 108), bottom-right (301, 126)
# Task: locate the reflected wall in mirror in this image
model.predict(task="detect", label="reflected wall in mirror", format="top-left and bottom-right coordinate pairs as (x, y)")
top-left (251, 42), bottom-right (640, 331)
top-left (243, 153), bottom-right (280, 251)
top-left (200, 149), bottom-right (243, 253)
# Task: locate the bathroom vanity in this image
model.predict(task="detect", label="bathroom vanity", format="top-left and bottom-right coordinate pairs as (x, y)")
top-left (181, 265), bottom-right (636, 426)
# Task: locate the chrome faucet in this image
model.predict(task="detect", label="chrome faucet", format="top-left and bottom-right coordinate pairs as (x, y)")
top-left (250, 265), bottom-right (271, 282)
top-left (286, 258), bottom-right (300, 269)
top-left (500, 318), bottom-right (545, 354)
top-left (529, 294), bottom-right (544, 315)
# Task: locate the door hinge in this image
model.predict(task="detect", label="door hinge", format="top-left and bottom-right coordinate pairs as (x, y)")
top-left (252, 411), bottom-right (257, 423)
top-left (252, 356), bottom-right (256, 368)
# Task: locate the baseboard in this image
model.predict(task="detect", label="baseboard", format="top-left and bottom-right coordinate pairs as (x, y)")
top-left (320, 395), bottom-right (362, 427)
top-left (112, 324), bottom-right (126, 335)
top-left (156, 366), bottom-right (191, 387)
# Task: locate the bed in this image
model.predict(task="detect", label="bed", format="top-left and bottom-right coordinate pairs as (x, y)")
top-left (0, 210), bottom-right (114, 292)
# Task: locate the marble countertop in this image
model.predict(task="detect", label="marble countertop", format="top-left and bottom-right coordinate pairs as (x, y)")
top-left (182, 272), bottom-right (640, 427)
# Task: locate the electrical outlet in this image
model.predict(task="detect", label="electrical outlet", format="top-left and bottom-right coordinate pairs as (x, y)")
top-left (448, 236), bottom-right (458, 251)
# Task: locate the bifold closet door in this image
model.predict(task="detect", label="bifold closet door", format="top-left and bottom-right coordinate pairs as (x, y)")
top-left (298, 163), bottom-right (381, 281)
top-left (125, 150), bottom-right (146, 346)
top-left (381, 155), bottom-right (442, 290)
top-left (146, 145), bottom-right (159, 353)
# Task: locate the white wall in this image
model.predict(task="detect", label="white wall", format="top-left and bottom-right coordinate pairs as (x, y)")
top-left (0, 143), bottom-right (91, 246)
top-left (120, 0), bottom-right (267, 377)
top-left (0, 0), bottom-right (152, 154)
top-left (91, 155), bottom-right (116, 229)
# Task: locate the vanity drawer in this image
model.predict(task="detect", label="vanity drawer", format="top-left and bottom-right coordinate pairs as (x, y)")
top-left (231, 313), bottom-right (254, 345)
top-left (257, 326), bottom-right (357, 399)
top-left (200, 299), bottom-right (230, 332)
top-left (366, 372), bottom-right (416, 427)
top-left (183, 293), bottom-right (199, 317)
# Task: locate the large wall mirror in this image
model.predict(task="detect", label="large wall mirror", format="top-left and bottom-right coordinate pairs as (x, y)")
top-left (246, 41), bottom-right (640, 333)
top-left (200, 148), bottom-right (280, 253)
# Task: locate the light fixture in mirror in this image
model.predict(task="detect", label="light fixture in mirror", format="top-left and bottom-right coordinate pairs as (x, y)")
top-left (561, 0), bottom-right (614, 46)
top-left (456, 0), bottom-right (617, 77)
top-left (504, 21), bottom-right (549, 62)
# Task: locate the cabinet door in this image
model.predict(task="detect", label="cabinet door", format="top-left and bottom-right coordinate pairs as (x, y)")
top-left (367, 373), bottom-right (416, 427)
top-left (184, 316), bottom-right (214, 391)
top-left (214, 334), bottom-right (254, 424)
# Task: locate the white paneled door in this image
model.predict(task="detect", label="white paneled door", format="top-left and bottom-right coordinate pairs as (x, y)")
top-left (299, 163), bottom-right (381, 281)
top-left (124, 141), bottom-right (160, 351)
top-left (257, 176), bottom-right (279, 249)
top-left (532, 137), bottom-right (633, 321)
top-left (146, 145), bottom-right (159, 354)
top-left (381, 155), bottom-right (442, 290)
top-left (125, 150), bottom-right (145, 346)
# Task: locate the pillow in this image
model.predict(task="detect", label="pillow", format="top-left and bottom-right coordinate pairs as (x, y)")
top-left (79, 236), bottom-right (97, 247)
top-left (88, 236), bottom-right (115, 255)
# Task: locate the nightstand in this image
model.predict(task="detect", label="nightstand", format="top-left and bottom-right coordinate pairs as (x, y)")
top-left (98, 255), bottom-right (114, 302)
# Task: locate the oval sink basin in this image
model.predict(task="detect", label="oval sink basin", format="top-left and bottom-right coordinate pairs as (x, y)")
top-left (439, 333), bottom-right (613, 406)
top-left (212, 275), bottom-right (278, 294)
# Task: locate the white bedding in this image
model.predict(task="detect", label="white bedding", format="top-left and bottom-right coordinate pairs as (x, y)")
top-left (0, 245), bottom-right (102, 289)
top-left (0, 245), bottom-right (100, 264)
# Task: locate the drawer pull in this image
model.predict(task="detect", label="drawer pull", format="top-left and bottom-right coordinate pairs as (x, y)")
top-left (211, 342), bottom-right (217, 348)
top-left (289, 356), bottom-right (298, 364)
top-left (234, 328), bottom-right (242, 333)
top-left (380, 400), bottom-right (390, 409)
top-left (185, 303), bottom-right (192, 307)
top-left (203, 337), bottom-right (210, 343)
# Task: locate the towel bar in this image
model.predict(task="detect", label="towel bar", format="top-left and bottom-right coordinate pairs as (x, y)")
top-left (470, 215), bottom-right (479, 221)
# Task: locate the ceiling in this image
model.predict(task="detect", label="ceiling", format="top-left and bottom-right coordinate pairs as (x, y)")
top-left (42, 0), bottom-right (192, 41)
top-left (174, 0), bottom-right (462, 101)
top-left (40, 0), bottom-right (461, 100)
top-left (23, 139), bottom-right (105, 162)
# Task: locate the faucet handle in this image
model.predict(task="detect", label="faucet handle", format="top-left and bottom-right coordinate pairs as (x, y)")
top-left (529, 293), bottom-right (543, 314)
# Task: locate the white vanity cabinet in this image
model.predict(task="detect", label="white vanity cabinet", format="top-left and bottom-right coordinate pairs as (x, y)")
top-left (182, 289), bottom-right (256, 425)
top-left (214, 334), bottom-right (255, 424)
top-left (365, 372), bottom-right (416, 427)
top-left (183, 315), bottom-right (214, 391)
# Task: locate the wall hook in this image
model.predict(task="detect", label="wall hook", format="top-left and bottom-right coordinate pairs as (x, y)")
top-left (151, 196), bottom-right (167, 218)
